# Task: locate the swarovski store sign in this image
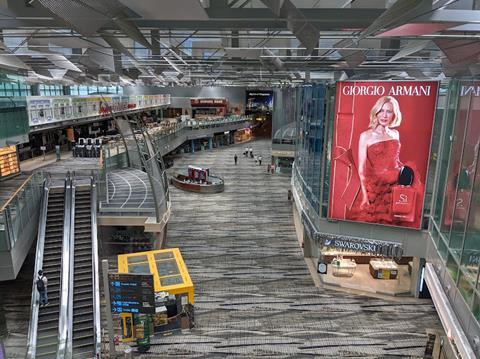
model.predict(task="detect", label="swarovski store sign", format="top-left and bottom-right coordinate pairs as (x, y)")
top-left (324, 238), bottom-right (377, 253)
top-left (301, 212), bottom-right (403, 259)
top-left (320, 235), bottom-right (403, 259)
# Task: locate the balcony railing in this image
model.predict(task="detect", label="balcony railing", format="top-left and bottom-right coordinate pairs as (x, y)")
top-left (0, 172), bottom-right (45, 251)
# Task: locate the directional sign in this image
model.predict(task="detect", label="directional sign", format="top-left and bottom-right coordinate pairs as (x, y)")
top-left (108, 273), bottom-right (155, 314)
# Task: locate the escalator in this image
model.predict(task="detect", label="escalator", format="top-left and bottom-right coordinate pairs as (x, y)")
top-left (27, 175), bottom-right (101, 358)
top-left (35, 188), bottom-right (66, 358)
top-left (71, 186), bottom-right (96, 357)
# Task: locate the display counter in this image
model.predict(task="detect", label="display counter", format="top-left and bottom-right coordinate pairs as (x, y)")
top-left (369, 259), bottom-right (399, 280)
top-left (331, 256), bottom-right (357, 277)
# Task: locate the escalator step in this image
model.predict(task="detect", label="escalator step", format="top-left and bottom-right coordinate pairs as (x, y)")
top-left (72, 336), bottom-right (94, 346)
top-left (73, 292), bottom-right (93, 301)
top-left (74, 306), bottom-right (95, 315)
top-left (73, 325), bottom-right (94, 336)
top-left (74, 260), bottom-right (92, 267)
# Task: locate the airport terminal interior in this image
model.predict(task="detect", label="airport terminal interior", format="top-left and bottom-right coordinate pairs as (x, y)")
top-left (0, 0), bottom-right (480, 358)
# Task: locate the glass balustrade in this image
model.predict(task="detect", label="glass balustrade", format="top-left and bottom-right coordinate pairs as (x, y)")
top-left (0, 171), bottom-right (44, 251)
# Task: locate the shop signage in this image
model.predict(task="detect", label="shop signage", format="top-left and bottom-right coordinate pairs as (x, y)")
top-left (108, 273), bottom-right (155, 314)
top-left (323, 238), bottom-right (377, 253)
top-left (300, 212), bottom-right (403, 258)
top-left (460, 85), bottom-right (480, 97)
top-left (318, 234), bottom-right (403, 259)
top-left (271, 149), bottom-right (295, 158)
top-left (190, 98), bottom-right (227, 106)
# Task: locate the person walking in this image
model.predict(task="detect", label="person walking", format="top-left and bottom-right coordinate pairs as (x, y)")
top-left (258, 155), bottom-right (262, 166)
top-left (254, 155), bottom-right (258, 165)
top-left (249, 148), bottom-right (253, 158)
top-left (37, 269), bottom-right (48, 306)
top-left (244, 147), bottom-right (248, 157)
top-left (234, 154), bottom-right (238, 165)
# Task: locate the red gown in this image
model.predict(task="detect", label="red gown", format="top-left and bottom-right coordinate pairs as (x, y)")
top-left (348, 139), bottom-right (402, 224)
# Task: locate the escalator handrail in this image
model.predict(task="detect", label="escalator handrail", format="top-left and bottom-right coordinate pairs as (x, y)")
top-left (66, 174), bottom-right (76, 356)
top-left (91, 175), bottom-right (102, 356)
top-left (57, 172), bottom-right (72, 359)
top-left (26, 174), bottom-right (50, 359)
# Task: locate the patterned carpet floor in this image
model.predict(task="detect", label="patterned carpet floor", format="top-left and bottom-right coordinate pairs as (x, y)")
top-left (136, 139), bottom-right (443, 358)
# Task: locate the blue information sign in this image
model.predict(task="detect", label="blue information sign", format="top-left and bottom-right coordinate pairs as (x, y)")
top-left (108, 273), bottom-right (155, 314)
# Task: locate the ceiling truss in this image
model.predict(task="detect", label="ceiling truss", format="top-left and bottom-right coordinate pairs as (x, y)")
top-left (0, 0), bottom-right (477, 86)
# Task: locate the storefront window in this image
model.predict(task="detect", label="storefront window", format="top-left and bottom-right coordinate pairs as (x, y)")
top-left (433, 82), bottom-right (459, 226)
top-left (458, 269), bottom-right (475, 306)
top-left (430, 80), bottom-right (480, 326)
top-left (294, 84), bottom-right (326, 214)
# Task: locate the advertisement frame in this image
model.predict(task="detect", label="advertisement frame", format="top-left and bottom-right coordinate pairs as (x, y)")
top-left (327, 79), bottom-right (440, 230)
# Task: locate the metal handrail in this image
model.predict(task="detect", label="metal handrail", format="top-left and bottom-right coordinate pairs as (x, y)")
top-left (90, 174), bottom-right (102, 357)
top-left (57, 172), bottom-right (72, 358)
top-left (66, 173), bottom-right (76, 357)
top-left (0, 173), bottom-right (34, 212)
top-left (25, 174), bottom-right (50, 359)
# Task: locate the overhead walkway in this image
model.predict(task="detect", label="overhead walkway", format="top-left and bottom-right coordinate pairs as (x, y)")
top-left (26, 174), bottom-right (100, 358)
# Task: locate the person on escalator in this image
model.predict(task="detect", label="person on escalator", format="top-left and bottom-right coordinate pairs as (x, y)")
top-left (37, 269), bottom-right (48, 306)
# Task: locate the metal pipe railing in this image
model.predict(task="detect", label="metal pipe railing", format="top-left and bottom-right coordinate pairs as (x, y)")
top-left (65, 173), bottom-right (76, 357)
top-left (90, 175), bottom-right (102, 357)
top-left (25, 174), bottom-right (50, 359)
top-left (57, 172), bottom-right (72, 359)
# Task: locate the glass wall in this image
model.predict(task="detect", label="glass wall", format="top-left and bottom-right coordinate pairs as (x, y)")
top-left (294, 84), bottom-right (326, 214)
top-left (0, 82), bottom-right (31, 97)
top-left (0, 97), bottom-right (29, 143)
top-left (70, 86), bottom-right (123, 96)
top-left (430, 80), bottom-right (480, 323)
top-left (0, 73), bottom-right (31, 97)
top-left (39, 84), bottom-right (63, 96)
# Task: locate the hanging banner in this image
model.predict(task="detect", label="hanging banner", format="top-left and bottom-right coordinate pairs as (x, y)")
top-left (328, 81), bottom-right (439, 229)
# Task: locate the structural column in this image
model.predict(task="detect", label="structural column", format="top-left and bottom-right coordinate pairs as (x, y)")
top-left (208, 137), bottom-right (213, 150)
top-left (191, 139), bottom-right (195, 153)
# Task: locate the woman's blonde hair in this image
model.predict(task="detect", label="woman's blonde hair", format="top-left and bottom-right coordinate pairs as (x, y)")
top-left (369, 96), bottom-right (402, 128)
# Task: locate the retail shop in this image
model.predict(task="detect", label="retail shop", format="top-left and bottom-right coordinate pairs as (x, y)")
top-left (292, 80), bottom-right (441, 297)
top-left (191, 98), bottom-right (228, 119)
top-left (233, 127), bottom-right (252, 144)
top-left (301, 212), bottom-right (417, 296)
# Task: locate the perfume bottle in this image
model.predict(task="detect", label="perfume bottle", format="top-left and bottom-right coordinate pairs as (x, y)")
top-left (392, 166), bottom-right (417, 222)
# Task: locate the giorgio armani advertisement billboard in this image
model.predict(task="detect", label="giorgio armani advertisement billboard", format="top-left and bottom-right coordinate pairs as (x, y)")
top-left (328, 81), bottom-right (439, 229)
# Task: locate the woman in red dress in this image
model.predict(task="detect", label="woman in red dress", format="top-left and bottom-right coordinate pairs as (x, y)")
top-left (349, 96), bottom-right (404, 224)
